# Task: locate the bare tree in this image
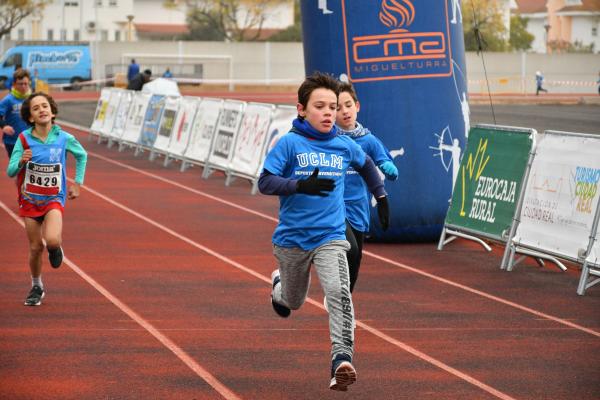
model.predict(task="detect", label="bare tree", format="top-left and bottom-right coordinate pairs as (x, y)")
top-left (167, 0), bottom-right (287, 41)
top-left (0, 0), bottom-right (49, 39)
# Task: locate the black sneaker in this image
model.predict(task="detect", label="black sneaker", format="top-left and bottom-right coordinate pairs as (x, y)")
top-left (48, 246), bottom-right (63, 269)
top-left (24, 285), bottom-right (45, 306)
top-left (270, 270), bottom-right (291, 318)
top-left (329, 353), bottom-right (356, 391)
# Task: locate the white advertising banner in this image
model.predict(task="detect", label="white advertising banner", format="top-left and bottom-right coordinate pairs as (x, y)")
top-left (513, 132), bottom-right (600, 261)
top-left (109, 90), bottom-right (133, 141)
top-left (205, 100), bottom-right (246, 172)
top-left (167, 97), bottom-right (200, 158)
top-left (90, 88), bottom-right (112, 133)
top-left (262, 105), bottom-right (297, 160)
top-left (228, 102), bottom-right (274, 179)
top-left (183, 98), bottom-right (223, 165)
top-left (153, 96), bottom-right (181, 153)
top-left (98, 89), bottom-right (123, 137)
top-left (121, 92), bottom-right (152, 145)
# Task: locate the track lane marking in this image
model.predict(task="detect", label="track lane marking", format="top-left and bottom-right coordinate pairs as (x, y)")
top-left (60, 121), bottom-right (600, 339)
top-left (12, 178), bottom-right (517, 400)
top-left (0, 200), bottom-right (242, 400)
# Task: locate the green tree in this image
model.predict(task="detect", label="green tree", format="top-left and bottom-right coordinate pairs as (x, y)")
top-left (0, 0), bottom-right (49, 39)
top-left (509, 15), bottom-right (534, 51)
top-left (173, 0), bottom-right (289, 42)
top-left (462, 0), bottom-right (509, 52)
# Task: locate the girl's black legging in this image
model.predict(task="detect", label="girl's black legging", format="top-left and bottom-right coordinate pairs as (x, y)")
top-left (345, 220), bottom-right (364, 293)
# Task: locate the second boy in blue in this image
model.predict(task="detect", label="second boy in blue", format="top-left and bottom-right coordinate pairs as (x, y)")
top-left (259, 72), bottom-right (389, 392)
top-left (337, 81), bottom-right (398, 293)
top-left (0, 69), bottom-right (31, 157)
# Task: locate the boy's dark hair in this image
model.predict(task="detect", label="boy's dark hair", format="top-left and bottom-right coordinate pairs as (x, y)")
top-left (144, 69), bottom-right (152, 76)
top-left (338, 81), bottom-right (358, 102)
top-left (297, 71), bottom-right (339, 109)
top-left (13, 68), bottom-right (30, 82)
top-left (21, 92), bottom-right (58, 125)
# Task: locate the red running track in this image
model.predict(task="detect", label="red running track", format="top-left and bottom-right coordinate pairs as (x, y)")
top-left (1, 120), bottom-right (599, 399)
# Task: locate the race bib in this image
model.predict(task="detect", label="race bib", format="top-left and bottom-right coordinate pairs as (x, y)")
top-left (23, 162), bottom-right (62, 196)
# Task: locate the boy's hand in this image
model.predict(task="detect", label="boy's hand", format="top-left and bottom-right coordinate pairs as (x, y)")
top-left (376, 196), bottom-right (390, 231)
top-left (378, 161), bottom-right (398, 181)
top-left (296, 168), bottom-right (335, 197)
top-left (68, 183), bottom-right (81, 200)
top-left (20, 149), bottom-right (32, 165)
top-left (2, 126), bottom-right (15, 136)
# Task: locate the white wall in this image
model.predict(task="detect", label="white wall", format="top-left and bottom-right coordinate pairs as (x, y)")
top-left (526, 17), bottom-right (547, 53)
top-left (570, 16), bottom-right (600, 50)
top-left (133, 0), bottom-right (186, 24)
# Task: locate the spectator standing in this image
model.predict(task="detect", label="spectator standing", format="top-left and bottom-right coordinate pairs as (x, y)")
top-left (127, 69), bottom-right (152, 91)
top-left (127, 59), bottom-right (140, 84)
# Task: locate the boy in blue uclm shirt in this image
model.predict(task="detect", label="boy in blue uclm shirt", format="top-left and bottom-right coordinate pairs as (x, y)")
top-left (258, 72), bottom-right (390, 392)
top-left (0, 69), bottom-right (32, 158)
top-left (7, 92), bottom-right (87, 307)
top-left (335, 81), bottom-right (398, 295)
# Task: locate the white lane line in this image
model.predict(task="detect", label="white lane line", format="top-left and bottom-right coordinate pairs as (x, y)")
top-left (0, 201), bottom-right (242, 400)
top-left (363, 251), bottom-right (600, 338)
top-left (53, 180), bottom-right (516, 400)
top-left (60, 121), bottom-right (600, 339)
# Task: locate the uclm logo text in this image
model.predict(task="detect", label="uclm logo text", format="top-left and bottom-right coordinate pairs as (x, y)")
top-left (342, 0), bottom-right (452, 82)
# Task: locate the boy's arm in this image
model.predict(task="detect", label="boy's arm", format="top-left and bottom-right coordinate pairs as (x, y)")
top-left (66, 134), bottom-right (88, 184)
top-left (258, 169), bottom-right (298, 195)
top-left (370, 136), bottom-right (398, 180)
top-left (0, 98), bottom-right (8, 129)
top-left (6, 137), bottom-right (25, 177)
top-left (355, 155), bottom-right (386, 198)
top-left (258, 168), bottom-right (335, 197)
top-left (355, 155), bottom-right (390, 231)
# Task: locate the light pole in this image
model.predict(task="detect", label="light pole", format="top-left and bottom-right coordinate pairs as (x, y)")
top-left (126, 15), bottom-right (134, 42)
top-left (544, 22), bottom-right (551, 53)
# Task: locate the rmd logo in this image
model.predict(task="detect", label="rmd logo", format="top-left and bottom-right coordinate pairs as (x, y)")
top-left (342, 0), bottom-right (452, 82)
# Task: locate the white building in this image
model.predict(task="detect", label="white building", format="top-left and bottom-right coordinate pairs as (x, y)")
top-left (513, 0), bottom-right (600, 53)
top-left (4, 0), bottom-right (294, 42)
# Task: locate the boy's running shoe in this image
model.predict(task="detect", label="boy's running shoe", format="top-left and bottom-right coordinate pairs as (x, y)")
top-left (24, 285), bottom-right (45, 306)
top-left (329, 353), bottom-right (356, 391)
top-left (271, 270), bottom-right (291, 318)
top-left (48, 246), bottom-right (63, 269)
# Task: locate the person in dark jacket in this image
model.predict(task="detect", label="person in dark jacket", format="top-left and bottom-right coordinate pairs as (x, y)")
top-left (127, 69), bottom-right (152, 91)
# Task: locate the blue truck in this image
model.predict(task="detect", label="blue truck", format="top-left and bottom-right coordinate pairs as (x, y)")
top-left (0, 42), bottom-right (92, 89)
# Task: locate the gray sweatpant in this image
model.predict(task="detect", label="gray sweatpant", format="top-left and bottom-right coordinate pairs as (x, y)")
top-left (272, 240), bottom-right (354, 358)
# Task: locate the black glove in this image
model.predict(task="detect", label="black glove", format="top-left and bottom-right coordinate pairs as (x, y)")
top-left (376, 196), bottom-right (390, 231)
top-left (296, 168), bottom-right (335, 196)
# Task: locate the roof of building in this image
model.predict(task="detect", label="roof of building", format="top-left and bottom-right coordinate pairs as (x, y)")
top-left (513, 0), bottom-right (546, 14)
top-left (557, 0), bottom-right (600, 12)
top-left (134, 23), bottom-right (189, 34)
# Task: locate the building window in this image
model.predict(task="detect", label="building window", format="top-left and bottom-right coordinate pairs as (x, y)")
top-left (593, 27), bottom-right (598, 37)
top-left (60, 29), bottom-right (67, 40)
top-left (96, 0), bottom-right (102, 6)
top-left (65, 1), bottom-right (79, 6)
top-left (101, 30), bottom-right (109, 41)
top-left (74, 29), bottom-right (80, 41)
top-left (18, 29), bottom-right (25, 40)
top-left (114, 30), bottom-right (121, 41)
top-left (109, 0), bottom-right (117, 5)
top-left (5, 31), bottom-right (10, 40)
top-left (47, 29), bottom-right (54, 40)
